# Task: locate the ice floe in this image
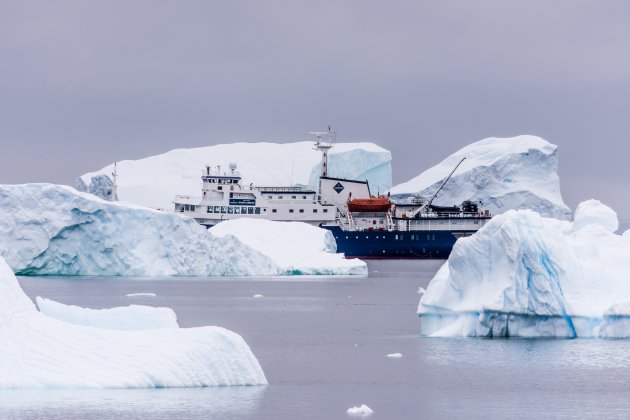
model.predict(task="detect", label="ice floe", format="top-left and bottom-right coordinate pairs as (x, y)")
top-left (0, 256), bottom-right (267, 388)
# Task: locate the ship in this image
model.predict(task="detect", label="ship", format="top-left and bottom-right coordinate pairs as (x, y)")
top-left (173, 128), bottom-right (491, 259)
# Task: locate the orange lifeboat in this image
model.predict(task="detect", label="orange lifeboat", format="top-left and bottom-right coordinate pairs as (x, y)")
top-left (347, 196), bottom-right (391, 213)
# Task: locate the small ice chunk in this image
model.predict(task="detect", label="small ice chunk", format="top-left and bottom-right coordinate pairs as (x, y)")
top-left (386, 353), bottom-right (402, 358)
top-left (253, 294), bottom-right (264, 298)
top-left (126, 293), bottom-right (156, 297)
top-left (417, 287), bottom-right (425, 295)
top-left (347, 404), bottom-right (373, 417)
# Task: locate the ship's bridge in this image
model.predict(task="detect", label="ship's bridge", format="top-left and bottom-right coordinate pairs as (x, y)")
top-left (201, 164), bottom-right (241, 185)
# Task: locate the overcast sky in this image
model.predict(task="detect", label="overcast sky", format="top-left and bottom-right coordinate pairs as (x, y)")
top-left (1, 1), bottom-right (629, 218)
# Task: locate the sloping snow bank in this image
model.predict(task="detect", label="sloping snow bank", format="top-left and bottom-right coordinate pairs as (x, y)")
top-left (418, 200), bottom-right (630, 338)
top-left (209, 219), bottom-right (367, 275)
top-left (0, 257), bottom-right (267, 388)
top-left (78, 142), bottom-right (392, 209)
top-left (390, 135), bottom-right (570, 219)
top-left (36, 297), bottom-right (179, 330)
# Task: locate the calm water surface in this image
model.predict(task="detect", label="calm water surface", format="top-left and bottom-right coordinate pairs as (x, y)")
top-left (5, 260), bottom-right (630, 420)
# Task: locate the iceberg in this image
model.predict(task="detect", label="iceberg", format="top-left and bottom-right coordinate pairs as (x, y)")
top-left (36, 297), bottom-right (179, 330)
top-left (0, 183), bottom-right (365, 276)
top-left (0, 256), bottom-right (267, 388)
top-left (390, 135), bottom-right (571, 219)
top-left (209, 219), bottom-right (367, 275)
top-left (418, 200), bottom-right (630, 338)
top-left (78, 142), bottom-right (392, 209)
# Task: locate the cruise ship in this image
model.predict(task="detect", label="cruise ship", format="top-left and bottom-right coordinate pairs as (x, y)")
top-left (173, 129), bottom-right (491, 259)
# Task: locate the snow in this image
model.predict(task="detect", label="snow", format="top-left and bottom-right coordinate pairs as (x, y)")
top-left (126, 293), bottom-right (156, 297)
top-left (36, 297), bottom-right (179, 330)
top-left (209, 218), bottom-right (367, 275)
top-left (78, 141), bottom-right (392, 209)
top-left (386, 353), bottom-right (402, 358)
top-left (0, 256), bottom-right (267, 388)
top-left (0, 183), bottom-right (364, 276)
top-left (418, 200), bottom-right (630, 338)
top-left (572, 199), bottom-right (618, 233)
top-left (390, 135), bottom-right (571, 219)
top-left (347, 404), bottom-right (374, 417)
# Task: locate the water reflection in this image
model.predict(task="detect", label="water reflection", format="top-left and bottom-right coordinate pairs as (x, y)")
top-left (0, 386), bottom-right (265, 420)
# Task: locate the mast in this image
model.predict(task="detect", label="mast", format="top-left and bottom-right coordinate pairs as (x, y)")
top-left (111, 162), bottom-right (119, 201)
top-left (310, 126), bottom-right (335, 178)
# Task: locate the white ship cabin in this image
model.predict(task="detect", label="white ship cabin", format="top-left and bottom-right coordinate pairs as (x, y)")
top-left (173, 164), bottom-right (336, 227)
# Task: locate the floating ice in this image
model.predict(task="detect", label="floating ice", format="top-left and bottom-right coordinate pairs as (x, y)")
top-left (347, 404), bottom-right (374, 417)
top-left (390, 135), bottom-right (571, 219)
top-left (36, 297), bottom-right (178, 330)
top-left (126, 293), bottom-right (157, 297)
top-left (78, 142), bottom-right (392, 209)
top-left (253, 294), bottom-right (264, 298)
top-left (0, 184), bottom-right (363, 276)
top-left (418, 201), bottom-right (630, 338)
top-left (209, 219), bottom-right (367, 275)
top-left (0, 256), bottom-right (267, 388)
top-left (386, 353), bottom-right (402, 358)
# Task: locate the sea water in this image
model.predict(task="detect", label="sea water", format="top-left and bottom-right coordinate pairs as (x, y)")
top-left (5, 260), bottom-right (630, 420)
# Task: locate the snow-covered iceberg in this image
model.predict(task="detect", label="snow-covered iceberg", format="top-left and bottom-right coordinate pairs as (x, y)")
top-left (209, 219), bottom-right (366, 275)
top-left (0, 256), bottom-right (267, 388)
top-left (36, 297), bottom-right (179, 330)
top-left (390, 135), bottom-right (571, 219)
top-left (0, 183), bottom-right (276, 276)
top-left (418, 200), bottom-right (630, 338)
top-left (0, 183), bottom-right (364, 276)
top-left (78, 142), bottom-right (392, 209)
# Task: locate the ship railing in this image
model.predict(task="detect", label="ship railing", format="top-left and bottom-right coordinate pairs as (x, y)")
top-left (174, 194), bottom-right (201, 202)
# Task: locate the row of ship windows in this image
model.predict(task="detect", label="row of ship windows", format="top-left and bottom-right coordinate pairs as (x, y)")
top-left (204, 206), bottom-right (329, 214)
top-left (267, 195), bottom-right (311, 200)
top-left (339, 234), bottom-right (437, 240)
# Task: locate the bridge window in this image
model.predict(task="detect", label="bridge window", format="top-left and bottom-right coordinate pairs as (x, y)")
top-left (214, 206), bottom-right (220, 213)
top-left (221, 206), bottom-right (227, 213)
top-left (289, 209), bottom-right (294, 213)
top-left (292, 196), bottom-right (296, 199)
top-left (234, 207), bottom-right (240, 214)
top-left (248, 207), bottom-right (254, 214)
top-left (242, 207), bottom-right (247, 214)
top-left (255, 208), bottom-right (261, 214)
top-left (313, 209), bottom-right (318, 213)
top-left (323, 209), bottom-right (328, 213)
top-left (228, 207), bottom-right (234, 214)
top-left (207, 206), bottom-right (212, 213)
top-left (299, 209), bottom-right (304, 213)
top-left (272, 209), bottom-right (277, 213)
top-left (278, 196), bottom-right (283, 199)
top-left (302, 196), bottom-right (307, 199)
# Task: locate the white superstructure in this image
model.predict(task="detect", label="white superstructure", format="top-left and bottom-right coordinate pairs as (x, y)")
top-left (174, 163), bottom-right (340, 226)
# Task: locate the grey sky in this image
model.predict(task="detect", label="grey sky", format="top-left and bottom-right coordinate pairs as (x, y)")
top-left (1, 1), bottom-right (629, 217)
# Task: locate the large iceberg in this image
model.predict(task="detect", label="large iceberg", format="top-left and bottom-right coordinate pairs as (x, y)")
top-left (0, 183), bottom-right (366, 276)
top-left (209, 219), bottom-right (366, 275)
top-left (78, 141), bottom-right (392, 209)
top-left (0, 256), bottom-right (267, 388)
top-left (418, 200), bottom-right (630, 338)
top-left (390, 135), bottom-right (571, 219)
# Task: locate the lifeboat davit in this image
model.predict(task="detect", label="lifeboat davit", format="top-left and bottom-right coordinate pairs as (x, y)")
top-left (347, 196), bottom-right (391, 213)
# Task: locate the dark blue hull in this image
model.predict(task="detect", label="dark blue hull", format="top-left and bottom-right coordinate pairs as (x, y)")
top-left (322, 226), bottom-right (470, 259)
